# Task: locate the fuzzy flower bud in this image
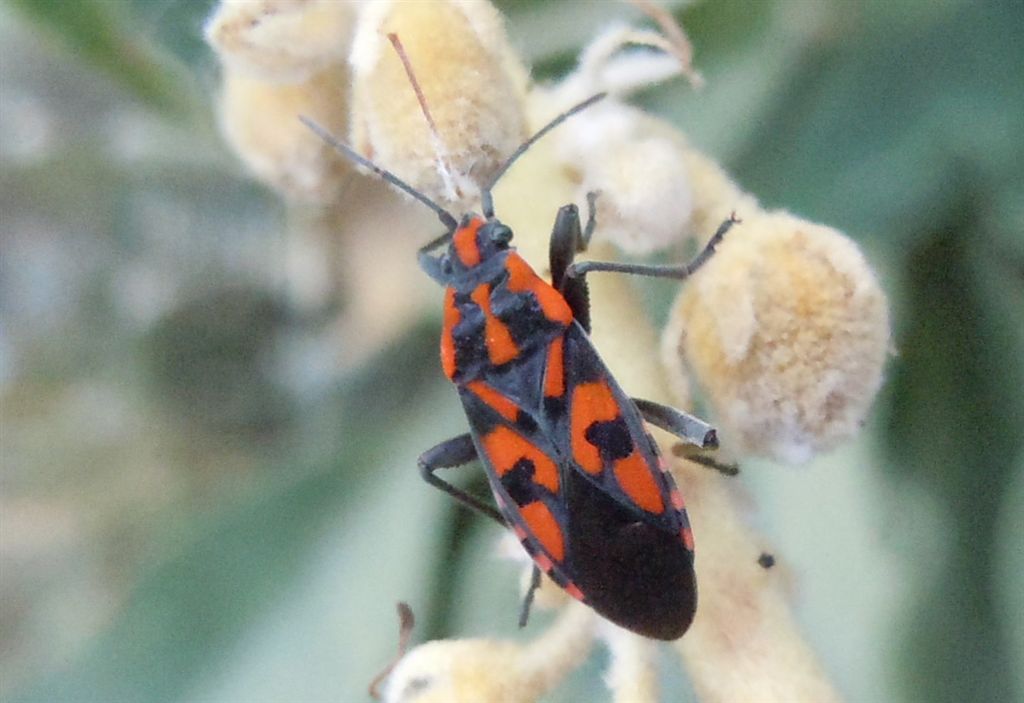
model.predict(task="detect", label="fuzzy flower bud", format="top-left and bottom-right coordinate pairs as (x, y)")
top-left (589, 136), bottom-right (693, 255)
top-left (667, 210), bottom-right (890, 463)
top-left (215, 67), bottom-right (351, 202)
top-left (205, 0), bottom-right (360, 82)
top-left (383, 605), bottom-right (595, 703)
top-left (348, 0), bottom-right (529, 210)
top-left (385, 639), bottom-right (527, 703)
top-left (205, 0), bottom-right (360, 202)
top-left (547, 99), bottom-right (693, 255)
top-left (544, 24), bottom-right (704, 255)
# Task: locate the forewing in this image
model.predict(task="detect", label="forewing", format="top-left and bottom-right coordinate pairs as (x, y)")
top-left (458, 325), bottom-right (698, 639)
top-left (552, 323), bottom-right (688, 536)
top-left (458, 383), bottom-right (579, 591)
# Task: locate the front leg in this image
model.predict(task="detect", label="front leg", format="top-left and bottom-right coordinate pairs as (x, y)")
top-left (549, 192), bottom-right (599, 331)
top-left (549, 191), bottom-right (599, 287)
top-left (417, 230), bottom-right (455, 284)
top-left (418, 434), bottom-right (505, 525)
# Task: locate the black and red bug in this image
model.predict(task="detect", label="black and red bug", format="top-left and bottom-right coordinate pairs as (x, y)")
top-left (302, 93), bottom-right (736, 640)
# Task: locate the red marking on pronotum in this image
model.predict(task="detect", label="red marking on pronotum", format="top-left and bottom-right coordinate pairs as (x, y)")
top-left (453, 218), bottom-right (483, 267)
top-left (505, 253), bottom-right (573, 325)
top-left (470, 284), bottom-right (519, 365)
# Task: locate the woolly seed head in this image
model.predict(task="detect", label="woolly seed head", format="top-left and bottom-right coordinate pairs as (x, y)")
top-left (349, 0), bottom-right (529, 210)
top-left (215, 67), bottom-right (351, 202)
top-left (544, 23), bottom-right (703, 256)
top-left (668, 211), bottom-right (890, 463)
top-left (384, 639), bottom-right (536, 703)
top-left (205, 0), bottom-right (359, 82)
top-left (583, 132), bottom-right (693, 255)
top-left (547, 101), bottom-right (694, 255)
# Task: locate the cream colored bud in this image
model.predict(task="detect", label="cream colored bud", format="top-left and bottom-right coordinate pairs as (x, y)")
top-left (555, 24), bottom-right (701, 104)
top-left (216, 66), bottom-right (350, 202)
top-left (205, 0), bottom-right (360, 82)
top-left (384, 639), bottom-right (529, 703)
top-left (668, 211), bottom-right (890, 463)
top-left (349, 0), bottom-right (529, 210)
top-left (383, 604), bottom-right (595, 703)
top-left (583, 133), bottom-right (693, 254)
top-left (544, 99), bottom-right (693, 255)
top-left (542, 22), bottom-right (707, 255)
top-left (676, 144), bottom-right (760, 243)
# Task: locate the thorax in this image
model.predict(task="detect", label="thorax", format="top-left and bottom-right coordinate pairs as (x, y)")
top-left (440, 249), bottom-right (572, 387)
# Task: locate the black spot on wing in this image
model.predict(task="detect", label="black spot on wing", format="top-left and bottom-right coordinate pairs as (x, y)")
top-left (585, 418), bottom-right (633, 460)
top-left (502, 458), bottom-right (541, 506)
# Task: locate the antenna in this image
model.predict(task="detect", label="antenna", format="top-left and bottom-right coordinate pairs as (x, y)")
top-left (629, 0), bottom-right (704, 88)
top-left (480, 92), bottom-right (607, 219)
top-left (387, 33), bottom-right (459, 202)
top-left (299, 115), bottom-right (458, 232)
top-left (367, 602), bottom-right (416, 700)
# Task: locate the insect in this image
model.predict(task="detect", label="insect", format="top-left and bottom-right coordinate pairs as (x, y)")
top-left (302, 93), bottom-right (736, 640)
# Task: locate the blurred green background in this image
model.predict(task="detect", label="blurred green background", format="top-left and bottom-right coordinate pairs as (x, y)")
top-left (1, 1), bottom-right (1021, 702)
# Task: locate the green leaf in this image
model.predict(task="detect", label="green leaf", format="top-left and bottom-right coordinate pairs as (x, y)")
top-left (724, 0), bottom-right (1024, 239)
top-left (881, 185), bottom-right (1024, 703)
top-left (7, 0), bottom-right (202, 118)
top-left (9, 327), bottom-right (448, 703)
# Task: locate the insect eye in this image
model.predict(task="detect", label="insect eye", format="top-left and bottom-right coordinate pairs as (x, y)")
top-left (490, 224), bottom-right (513, 246)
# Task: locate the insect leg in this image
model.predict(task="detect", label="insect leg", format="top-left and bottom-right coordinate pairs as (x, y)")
top-left (635, 398), bottom-right (741, 475)
top-left (566, 214), bottom-right (739, 282)
top-left (549, 205), bottom-right (582, 290)
top-left (417, 230), bottom-right (455, 284)
top-left (418, 434), bottom-right (506, 525)
top-left (632, 398), bottom-right (718, 449)
top-left (549, 192), bottom-right (600, 287)
top-left (518, 565), bottom-right (543, 628)
top-left (672, 443), bottom-right (740, 477)
top-left (549, 196), bottom-right (600, 332)
top-left (580, 190), bottom-right (599, 249)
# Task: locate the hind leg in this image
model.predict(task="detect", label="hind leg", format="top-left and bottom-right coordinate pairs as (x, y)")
top-left (418, 434), bottom-right (505, 525)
